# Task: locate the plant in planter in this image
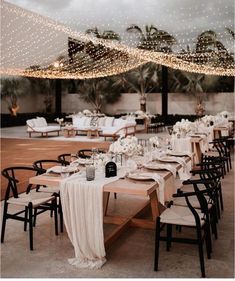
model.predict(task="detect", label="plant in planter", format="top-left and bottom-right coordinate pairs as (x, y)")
top-left (0, 78), bottom-right (29, 116)
top-left (113, 62), bottom-right (160, 112)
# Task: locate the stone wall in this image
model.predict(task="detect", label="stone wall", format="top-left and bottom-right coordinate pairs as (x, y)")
top-left (1, 91), bottom-right (234, 115)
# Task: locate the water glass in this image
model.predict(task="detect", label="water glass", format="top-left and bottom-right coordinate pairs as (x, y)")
top-left (86, 165), bottom-right (95, 181)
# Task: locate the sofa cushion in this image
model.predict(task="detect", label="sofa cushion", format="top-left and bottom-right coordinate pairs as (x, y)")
top-left (73, 116), bottom-right (86, 127)
top-left (98, 117), bottom-right (105, 127)
top-left (36, 117), bottom-right (47, 127)
top-left (26, 119), bottom-right (35, 128)
top-left (84, 117), bottom-right (92, 127)
top-left (113, 118), bottom-right (127, 127)
top-left (104, 117), bottom-right (114, 127)
top-left (28, 126), bottom-right (60, 133)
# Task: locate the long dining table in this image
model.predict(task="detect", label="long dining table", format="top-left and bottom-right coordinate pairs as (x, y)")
top-left (29, 156), bottom-right (191, 249)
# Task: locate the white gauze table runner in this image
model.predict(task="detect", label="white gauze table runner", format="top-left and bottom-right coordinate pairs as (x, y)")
top-left (59, 172), bottom-right (118, 269)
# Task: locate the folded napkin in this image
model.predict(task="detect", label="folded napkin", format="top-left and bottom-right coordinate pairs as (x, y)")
top-left (167, 150), bottom-right (193, 159)
top-left (145, 163), bottom-right (176, 178)
top-left (157, 156), bottom-right (191, 181)
top-left (140, 172), bottom-right (165, 204)
top-left (46, 166), bottom-right (62, 174)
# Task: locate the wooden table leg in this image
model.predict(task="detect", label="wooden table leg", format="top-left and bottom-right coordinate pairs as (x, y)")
top-left (103, 192), bottom-right (110, 216)
top-left (149, 190), bottom-right (160, 220)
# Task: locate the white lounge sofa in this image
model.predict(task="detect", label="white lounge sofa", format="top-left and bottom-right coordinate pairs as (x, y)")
top-left (26, 117), bottom-right (61, 138)
top-left (72, 115), bottom-right (136, 140)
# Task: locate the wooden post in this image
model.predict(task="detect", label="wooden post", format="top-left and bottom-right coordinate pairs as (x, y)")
top-left (162, 65), bottom-right (168, 123)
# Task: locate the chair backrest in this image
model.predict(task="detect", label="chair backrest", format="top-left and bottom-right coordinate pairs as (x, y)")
top-left (33, 159), bottom-right (63, 175)
top-left (77, 149), bottom-right (105, 159)
top-left (174, 186), bottom-right (211, 227)
top-left (57, 154), bottom-right (71, 166)
top-left (1, 166), bottom-right (38, 200)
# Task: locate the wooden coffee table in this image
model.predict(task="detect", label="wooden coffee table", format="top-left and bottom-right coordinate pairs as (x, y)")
top-left (63, 127), bottom-right (76, 138)
top-left (78, 127), bottom-right (101, 138)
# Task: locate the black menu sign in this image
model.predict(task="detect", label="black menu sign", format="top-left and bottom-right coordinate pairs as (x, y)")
top-left (105, 161), bottom-right (117, 177)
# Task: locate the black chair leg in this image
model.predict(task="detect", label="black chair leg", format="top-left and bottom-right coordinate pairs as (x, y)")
top-left (1, 202), bottom-right (8, 243)
top-left (53, 199), bottom-right (58, 236)
top-left (154, 217), bottom-right (161, 271)
top-left (196, 228), bottom-right (206, 278)
top-left (24, 207), bottom-right (28, 231)
top-left (114, 192), bottom-right (117, 199)
top-left (58, 198), bottom-right (63, 233)
top-left (166, 224), bottom-right (172, 251)
top-left (218, 186), bottom-right (224, 211)
top-left (28, 203), bottom-right (33, 251)
top-left (211, 209), bottom-right (218, 240)
top-left (204, 222), bottom-right (212, 259)
top-left (33, 208), bottom-right (37, 227)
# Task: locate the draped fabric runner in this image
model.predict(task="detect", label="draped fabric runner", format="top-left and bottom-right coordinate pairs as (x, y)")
top-left (59, 172), bottom-right (118, 269)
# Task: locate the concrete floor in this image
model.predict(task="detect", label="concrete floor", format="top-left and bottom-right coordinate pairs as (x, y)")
top-left (0, 127), bottom-right (234, 278)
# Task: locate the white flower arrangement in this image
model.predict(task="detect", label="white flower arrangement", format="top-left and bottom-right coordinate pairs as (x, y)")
top-left (173, 119), bottom-right (195, 136)
top-left (149, 136), bottom-right (160, 147)
top-left (83, 109), bottom-right (92, 116)
top-left (109, 135), bottom-right (143, 157)
top-left (201, 115), bottom-right (216, 126)
top-left (218, 111), bottom-right (230, 119)
top-left (55, 118), bottom-right (64, 125)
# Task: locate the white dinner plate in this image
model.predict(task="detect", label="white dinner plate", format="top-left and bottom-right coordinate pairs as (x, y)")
top-left (77, 158), bottom-right (93, 165)
top-left (143, 163), bottom-right (169, 170)
top-left (157, 157), bottom-right (178, 163)
top-left (127, 173), bottom-right (153, 181)
top-left (47, 166), bottom-right (78, 174)
top-left (167, 151), bottom-right (188, 157)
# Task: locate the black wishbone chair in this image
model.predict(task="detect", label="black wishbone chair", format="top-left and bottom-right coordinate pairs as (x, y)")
top-left (1, 166), bottom-right (58, 250)
top-left (190, 163), bottom-right (224, 217)
top-left (57, 153), bottom-right (71, 166)
top-left (154, 185), bottom-right (214, 278)
top-left (33, 159), bottom-right (64, 232)
top-left (175, 178), bottom-right (219, 240)
top-left (211, 138), bottom-right (232, 172)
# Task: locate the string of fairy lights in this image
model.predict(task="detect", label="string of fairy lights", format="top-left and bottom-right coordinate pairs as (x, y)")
top-left (1, 0), bottom-right (234, 79)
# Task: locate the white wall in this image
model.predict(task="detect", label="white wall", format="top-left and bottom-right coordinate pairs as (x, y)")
top-left (1, 91), bottom-right (234, 115)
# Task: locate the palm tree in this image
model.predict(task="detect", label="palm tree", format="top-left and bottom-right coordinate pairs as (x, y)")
top-left (77, 77), bottom-right (121, 112)
top-left (113, 62), bottom-right (159, 112)
top-left (225, 27), bottom-right (235, 39)
top-left (195, 30), bottom-right (234, 67)
top-left (71, 27), bottom-right (122, 112)
top-left (126, 24), bottom-right (176, 52)
top-left (126, 24), bottom-right (177, 114)
top-left (86, 27), bottom-right (121, 41)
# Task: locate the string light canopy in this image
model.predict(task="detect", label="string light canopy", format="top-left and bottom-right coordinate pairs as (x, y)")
top-left (1, 0), bottom-right (234, 79)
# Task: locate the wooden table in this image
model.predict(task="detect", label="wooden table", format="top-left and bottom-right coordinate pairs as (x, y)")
top-left (190, 136), bottom-right (206, 165)
top-left (29, 158), bottom-right (189, 249)
top-left (213, 126), bottom-right (229, 139)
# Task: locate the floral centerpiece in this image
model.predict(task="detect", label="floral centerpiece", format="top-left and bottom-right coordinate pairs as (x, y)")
top-left (172, 119), bottom-right (195, 137)
top-left (149, 136), bottom-right (160, 147)
top-left (83, 109), bottom-right (92, 116)
top-left (218, 111), bottom-right (230, 119)
top-left (109, 135), bottom-right (143, 157)
top-left (55, 118), bottom-right (64, 126)
top-left (201, 115), bottom-right (216, 127)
